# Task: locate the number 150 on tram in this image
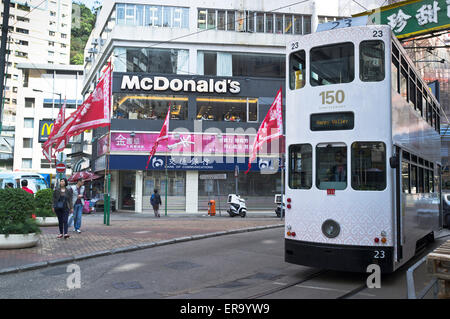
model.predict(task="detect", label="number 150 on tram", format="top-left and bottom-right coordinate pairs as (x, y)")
top-left (284, 25), bottom-right (443, 273)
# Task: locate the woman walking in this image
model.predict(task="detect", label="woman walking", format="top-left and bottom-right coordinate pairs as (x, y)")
top-left (52, 178), bottom-right (73, 239)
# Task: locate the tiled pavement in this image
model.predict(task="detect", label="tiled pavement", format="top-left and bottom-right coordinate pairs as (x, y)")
top-left (0, 212), bottom-right (284, 274)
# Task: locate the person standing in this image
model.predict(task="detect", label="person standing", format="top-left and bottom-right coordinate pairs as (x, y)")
top-left (21, 180), bottom-right (34, 194)
top-left (52, 178), bottom-right (73, 239)
top-left (69, 178), bottom-right (85, 233)
top-left (150, 189), bottom-right (162, 217)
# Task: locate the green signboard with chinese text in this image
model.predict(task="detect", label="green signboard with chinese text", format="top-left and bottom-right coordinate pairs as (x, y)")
top-left (354, 0), bottom-right (450, 39)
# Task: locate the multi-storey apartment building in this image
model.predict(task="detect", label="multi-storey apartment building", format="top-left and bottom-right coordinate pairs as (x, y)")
top-left (13, 63), bottom-right (84, 175)
top-left (0, 0), bottom-right (72, 170)
top-left (82, 0), bottom-right (346, 213)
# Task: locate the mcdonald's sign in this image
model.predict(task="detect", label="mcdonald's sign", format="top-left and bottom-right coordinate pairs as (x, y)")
top-left (38, 120), bottom-right (54, 143)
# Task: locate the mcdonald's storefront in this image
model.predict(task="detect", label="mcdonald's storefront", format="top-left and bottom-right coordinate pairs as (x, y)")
top-left (92, 72), bottom-right (285, 214)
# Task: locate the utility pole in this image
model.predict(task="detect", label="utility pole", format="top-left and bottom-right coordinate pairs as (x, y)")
top-left (0, 0), bottom-right (11, 133)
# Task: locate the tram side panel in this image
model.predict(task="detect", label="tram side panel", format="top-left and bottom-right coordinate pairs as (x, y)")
top-left (391, 90), bottom-right (441, 264)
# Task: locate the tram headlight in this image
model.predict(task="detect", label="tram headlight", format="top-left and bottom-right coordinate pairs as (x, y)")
top-left (322, 219), bottom-right (340, 238)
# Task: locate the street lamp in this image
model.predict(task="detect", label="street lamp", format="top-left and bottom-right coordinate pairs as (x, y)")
top-left (32, 89), bottom-right (62, 120)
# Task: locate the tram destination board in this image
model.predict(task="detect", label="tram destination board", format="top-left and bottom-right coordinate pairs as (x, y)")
top-left (310, 112), bottom-right (354, 131)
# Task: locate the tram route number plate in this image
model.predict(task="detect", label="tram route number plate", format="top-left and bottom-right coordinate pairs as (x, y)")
top-left (327, 189), bottom-right (335, 195)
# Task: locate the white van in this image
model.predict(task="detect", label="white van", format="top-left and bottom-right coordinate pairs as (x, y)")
top-left (0, 172), bottom-right (49, 193)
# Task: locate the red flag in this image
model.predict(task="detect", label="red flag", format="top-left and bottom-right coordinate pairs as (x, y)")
top-left (67, 62), bottom-right (112, 136)
top-left (145, 106), bottom-right (171, 170)
top-left (42, 62), bottom-right (112, 161)
top-left (42, 99), bottom-right (66, 162)
top-left (245, 88), bottom-right (283, 174)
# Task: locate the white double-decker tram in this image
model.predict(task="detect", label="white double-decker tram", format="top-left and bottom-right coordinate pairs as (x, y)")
top-left (285, 24), bottom-right (443, 273)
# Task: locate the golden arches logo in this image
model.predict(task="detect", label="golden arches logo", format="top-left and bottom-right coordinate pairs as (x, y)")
top-left (41, 122), bottom-right (54, 136)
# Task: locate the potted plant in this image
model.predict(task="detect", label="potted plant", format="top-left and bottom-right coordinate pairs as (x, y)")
top-left (35, 189), bottom-right (58, 226)
top-left (0, 188), bottom-right (41, 249)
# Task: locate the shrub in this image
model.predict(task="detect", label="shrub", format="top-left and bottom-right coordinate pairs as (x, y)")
top-left (0, 188), bottom-right (40, 236)
top-left (35, 189), bottom-right (56, 217)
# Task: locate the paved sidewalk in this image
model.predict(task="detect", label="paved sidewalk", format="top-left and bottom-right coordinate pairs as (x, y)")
top-left (0, 211), bottom-right (284, 274)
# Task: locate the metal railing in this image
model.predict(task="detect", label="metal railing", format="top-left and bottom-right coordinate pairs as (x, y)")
top-left (406, 255), bottom-right (439, 299)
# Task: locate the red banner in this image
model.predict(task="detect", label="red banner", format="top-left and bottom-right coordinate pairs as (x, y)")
top-left (245, 88), bottom-right (283, 174)
top-left (145, 106), bottom-right (170, 170)
top-left (42, 100), bottom-right (66, 161)
top-left (42, 63), bottom-right (112, 161)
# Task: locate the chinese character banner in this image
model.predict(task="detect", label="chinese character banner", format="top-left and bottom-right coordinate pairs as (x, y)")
top-left (368, 0), bottom-right (450, 39)
top-left (110, 132), bottom-right (284, 156)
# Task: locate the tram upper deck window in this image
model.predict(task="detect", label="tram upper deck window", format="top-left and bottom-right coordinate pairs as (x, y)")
top-left (289, 50), bottom-right (306, 90)
top-left (316, 143), bottom-right (347, 190)
top-left (360, 40), bottom-right (384, 82)
top-left (288, 144), bottom-right (312, 189)
top-left (351, 142), bottom-right (386, 191)
top-left (310, 42), bottom-right (354, 86)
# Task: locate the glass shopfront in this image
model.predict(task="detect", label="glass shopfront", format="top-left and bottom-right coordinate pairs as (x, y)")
top-left (113, 94), bottom-right (188, 120)
top-left (120, 171), bottom-right (135, 210)
top-left (143, 171), bottom-right (186, 211)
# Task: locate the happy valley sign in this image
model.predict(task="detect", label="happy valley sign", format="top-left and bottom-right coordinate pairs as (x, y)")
top-left (120, 75), bottom-right (241, 94)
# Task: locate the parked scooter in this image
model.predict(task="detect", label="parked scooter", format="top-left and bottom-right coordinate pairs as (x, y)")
top-left (274, 194), bottom-right (285, 218)
top-left (227, 194), bottom-right (247, 217)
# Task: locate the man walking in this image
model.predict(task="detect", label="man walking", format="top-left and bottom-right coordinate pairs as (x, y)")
top-left (150, 189), bottom-right (162, 217)
top-left (69, 178), bottom-right (85, 233)
top-left (21, 180), bottom-right (34, 194)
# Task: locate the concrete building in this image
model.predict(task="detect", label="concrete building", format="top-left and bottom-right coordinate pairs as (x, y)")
top-left (13, 63), bottom-right (84, 175)
top-left (0, 0), bottom-right (72, 170)
top-left (82, 0), bottom-right (350, 213)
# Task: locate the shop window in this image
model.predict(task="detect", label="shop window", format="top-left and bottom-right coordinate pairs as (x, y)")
top-left (198, 9), bottom-right (206, 29)
top-left (113, 94), bottom-right (188, 120)
top-left (284, 15), bottom-right (293, 34)
top-left (316, 143), bottom-right (347, 190)
top-left (198, 51), bottom-right (284, 78)
top-left (293, 15), bottom-right (302, 34)
top-left (351, 142), bottom-right (386, 191)
top-left (256, 12), bottom-right (264, 32)
top-left (125, 47), bottom-right (188, 74)
top-left (199, 172), bottom-right (281, 196)
top-left (289, 144), bottom-right (312, 189)
top-left (265, 13), bottom-right (273, 33)
top-left (23, 138), bottom-right (33, 148)
top-left (145, 171), bottom-right (185, 197)
top-left (196, 96), bottom-right (258, 123)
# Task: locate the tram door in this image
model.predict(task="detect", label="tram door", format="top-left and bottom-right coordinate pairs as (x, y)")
top-left (394, 146), bottom-right (403, 262)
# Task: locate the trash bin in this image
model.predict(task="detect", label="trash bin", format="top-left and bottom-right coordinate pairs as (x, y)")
top-left (208, 200), bottom-right (216, 216)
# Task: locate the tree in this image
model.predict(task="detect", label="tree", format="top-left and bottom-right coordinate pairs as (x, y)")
top-left (70, 2), bottom-right (96, 65)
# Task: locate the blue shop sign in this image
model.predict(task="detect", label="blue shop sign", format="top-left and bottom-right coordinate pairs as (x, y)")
top-left (109, 155), bottom-right (281, 172)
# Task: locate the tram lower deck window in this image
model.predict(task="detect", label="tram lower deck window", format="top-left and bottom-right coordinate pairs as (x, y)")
top-left (351, 142), bottom-right (386, 191)
top-left (316, 143), bottom-right (347, 190)
top-left (289, 144), bottom-right (312, 189)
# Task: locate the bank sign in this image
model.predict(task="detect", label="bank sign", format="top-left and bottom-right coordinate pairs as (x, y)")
top-left (116, 74), bottom-right (241, 94)
top-left (354, 0), bottom-right (450, 39)
top-left (38, 120), bottom-right (54, 143)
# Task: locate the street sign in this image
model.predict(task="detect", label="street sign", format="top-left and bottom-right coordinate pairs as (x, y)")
top-left (234, 165), bottom-right (239, 177)
top-left (199, 174), bottom-right (227, 180)
top-left (56, 163), bottom-right (66, 173)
